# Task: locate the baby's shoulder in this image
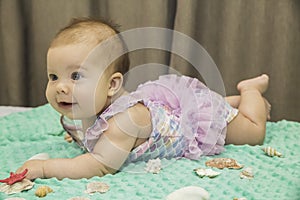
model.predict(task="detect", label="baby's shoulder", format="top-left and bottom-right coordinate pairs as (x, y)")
top-left (125, 103), bottom-right (151, 128)
top-left (107, 103), bottom-right (151, 138)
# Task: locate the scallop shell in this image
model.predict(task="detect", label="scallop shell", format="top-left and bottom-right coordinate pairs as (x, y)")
top-left (194, 168), bottom-right (221, 178)
top-left (205, 158), bottom-right (243, 169)
top-left (240, 167), bottom-right (254, 179)
top-left (85, 182), bottom-right (109, 194)
top-left (0, 178), bottom-right (34, 195)
top-left (145, 158), bottom-right (162, 174)
top-left (35, 185), bottom-right (53, 197)
top-left (262, 146), bottom-right (282, 157)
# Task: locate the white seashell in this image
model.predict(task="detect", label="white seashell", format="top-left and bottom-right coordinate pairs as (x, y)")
top-left (0, 179), bottom-right (34, 195)
top-left (85, 182), bottom-right (109, 194)
top-left (166, 186), bottom-right (210, 200)
top-left (205, 158), bottom-right (243, 169)
top-left (240, 167), bottom-right (254, 179)
top-left (145, 158), bottom-right (162, 174)
top-left (68, 197), bottom-right (91, 200)
top-left (262, 147), bottom-right (282, 157)
top-left (28, 153), bottom-right (50, 160)
top-left (194, 168), bottom-right (221, 178)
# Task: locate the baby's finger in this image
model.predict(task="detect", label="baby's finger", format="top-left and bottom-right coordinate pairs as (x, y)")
top-left (15, 166), bottom-right (25, 174)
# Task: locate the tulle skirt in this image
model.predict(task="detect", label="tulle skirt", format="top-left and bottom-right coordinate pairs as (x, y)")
top-left (136, 75), bottom-right (238, 159)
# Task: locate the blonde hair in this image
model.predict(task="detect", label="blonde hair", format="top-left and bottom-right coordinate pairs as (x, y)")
top-left (50, 18), bottom-right (130, 75)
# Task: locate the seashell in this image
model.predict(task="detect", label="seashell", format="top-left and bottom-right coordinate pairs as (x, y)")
top-left (240, 167), bottom-right (254, 179)
top-left (205, 158), bottom-right (243, 169)
top-left (35, 185), bottom-right (53, 197)
top-left (166, 186), bottom-right (210, 200)
top-left (68, 197), bottom-right (91, 200)
top-left (85, 182), bottom-right (109, 194)
top-left (28, 153), bottom-right (50, 161)
top-left (193, 168), bottom-right (221, 178)
top-left (0, 178), bottom-right (34, 195)
top-left (262, 146), bottom-right (282, 157)
top-left (145, 158), bottom-right (162, 174)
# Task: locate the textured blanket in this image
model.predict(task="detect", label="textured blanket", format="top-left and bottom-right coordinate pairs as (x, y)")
top-left (0, 104), bottom-right (299, 199)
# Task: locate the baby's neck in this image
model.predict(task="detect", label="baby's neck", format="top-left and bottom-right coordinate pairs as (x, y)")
top-left (111, 87), bottom-right (129, 102)
top-left (81, 87), bottom-right (128, 132)
top-left (81, 117), bottom-right (97, 133)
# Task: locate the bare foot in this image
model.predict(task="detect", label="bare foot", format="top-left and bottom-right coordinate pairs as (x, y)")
top-left (237, 74), bottom-right (269, 94)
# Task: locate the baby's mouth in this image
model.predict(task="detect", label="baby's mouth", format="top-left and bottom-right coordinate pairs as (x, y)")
top-left (58, 102), bottom-right (77, 108)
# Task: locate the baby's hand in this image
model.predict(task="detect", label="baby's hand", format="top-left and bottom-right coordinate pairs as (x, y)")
top-left (16, 160), bottom-right (45, 180)
top-left (64, 133), bottom-right (73, 143)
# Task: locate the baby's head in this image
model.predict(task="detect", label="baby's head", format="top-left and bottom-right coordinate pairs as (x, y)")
top-left (49, 18), bottom-right (130, 75)
top-left (46, 18), bottom-right (130, 120)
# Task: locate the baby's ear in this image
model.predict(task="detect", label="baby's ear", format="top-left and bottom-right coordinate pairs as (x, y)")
top-left (108, 72), bottom-right (123, 97)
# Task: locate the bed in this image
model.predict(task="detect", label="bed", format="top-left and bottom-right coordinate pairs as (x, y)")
top-left (0, 104), bottom-right (299, 199)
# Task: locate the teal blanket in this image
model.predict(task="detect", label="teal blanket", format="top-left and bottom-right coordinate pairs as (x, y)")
top-left (0, 104), bottom-right (299, 199)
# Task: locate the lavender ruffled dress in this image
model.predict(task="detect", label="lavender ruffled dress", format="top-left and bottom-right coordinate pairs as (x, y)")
top-left (62, 75), bottom-right (238, 165)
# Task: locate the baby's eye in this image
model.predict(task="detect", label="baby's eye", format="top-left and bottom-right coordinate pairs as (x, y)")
top-left (49, 74), bottom-right (58, 81)
top-left (71, 72), bottom-right (83, 80)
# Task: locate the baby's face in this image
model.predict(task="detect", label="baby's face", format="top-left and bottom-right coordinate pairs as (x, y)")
top-left (46, 43), bottom-right (111, 120)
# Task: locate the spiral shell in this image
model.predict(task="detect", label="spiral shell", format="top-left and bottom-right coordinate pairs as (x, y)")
top-left (35, 185), bottom-right (53, 197)
top-left (240, 167), bottom-right (254, 179)
top-left (262, 146), bottom-right (282, 157)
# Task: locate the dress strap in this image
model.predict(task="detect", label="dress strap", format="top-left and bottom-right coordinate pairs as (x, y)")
top-left (60, 116), bottom-right (87, 151)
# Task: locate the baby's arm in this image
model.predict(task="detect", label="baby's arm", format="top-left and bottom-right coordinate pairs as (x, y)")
top-left (17, 153), bottom-right (110, 180)
top-left (17, 103), bottom-right (151, 180)
top-left (90, 103), bottom-right (151, 172)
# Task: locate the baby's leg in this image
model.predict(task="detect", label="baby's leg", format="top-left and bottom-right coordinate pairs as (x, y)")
top-left (225, 95), bottom-right (240, 108)
top-left (225, 74), bottom-right (269, 145)
top-left (225, 95), bottom-right (271, 119)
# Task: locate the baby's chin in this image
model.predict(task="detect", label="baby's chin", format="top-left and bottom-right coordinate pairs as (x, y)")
top-left (52, 104), bottom-right (98, 121)
top-left (65, 112), bottom-right (98, 121)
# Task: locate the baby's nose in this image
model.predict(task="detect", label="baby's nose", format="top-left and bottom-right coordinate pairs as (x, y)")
top-left (56, 81), bottom-right (70, 94)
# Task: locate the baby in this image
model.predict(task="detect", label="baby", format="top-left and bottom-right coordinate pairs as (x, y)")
top-left (17, 18), bottom-right (270, 180)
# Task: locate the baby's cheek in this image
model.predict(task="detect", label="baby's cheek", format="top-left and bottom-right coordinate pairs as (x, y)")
top-left (45, 88), bottom-right (55, 105)
top-left (76, 94), bottom-right (97, 114)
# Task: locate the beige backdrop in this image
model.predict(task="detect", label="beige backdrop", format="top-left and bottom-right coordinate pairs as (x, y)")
top-left (0, 0), bottom-right (299, 121)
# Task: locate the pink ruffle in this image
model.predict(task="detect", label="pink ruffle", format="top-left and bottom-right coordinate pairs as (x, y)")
top-left (84, 92), bottom-right (144, 152)
top-left (137, 75), bottom-right (228, 159)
